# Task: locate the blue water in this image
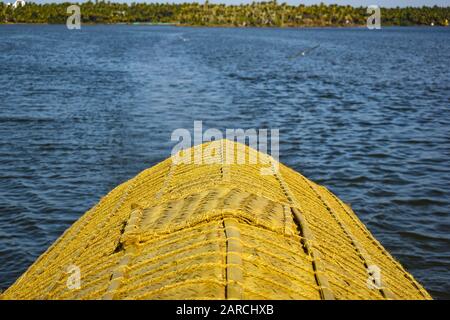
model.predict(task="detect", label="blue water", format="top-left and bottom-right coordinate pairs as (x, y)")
top-left (0, 25), bottom-right (449, 299)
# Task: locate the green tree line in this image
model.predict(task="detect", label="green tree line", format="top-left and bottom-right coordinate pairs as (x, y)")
top-left (1, 1), bottom-right (449, 26)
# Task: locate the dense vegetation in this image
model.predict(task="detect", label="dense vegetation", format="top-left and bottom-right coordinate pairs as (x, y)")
top-left (1, 1), bottom-right (449, 26)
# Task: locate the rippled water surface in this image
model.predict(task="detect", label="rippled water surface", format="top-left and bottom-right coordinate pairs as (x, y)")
top-left (0, 25), bottom-right (449, 299)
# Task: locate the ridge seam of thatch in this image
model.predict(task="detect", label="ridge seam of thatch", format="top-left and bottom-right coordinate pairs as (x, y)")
top-left (220, 140), bottom-right (231, 182)
top-left (103, 205), bottom-right (144, 300)
top-left (305, 180), bottom-right (392, 300)
top-left (223, 218), bottom-right (243, 299)
top-left (96, 171), bottom-right (144, 300)
top-left (137, 209), bottom-right (303, 242)
top-left (323, 187), bottom-right (431, 299)
top-left (44, 179), bottom-right (138, 299)
top-left (155, 158), bottom-right (177, 201)
top-left (269, 160), bottom-right (335, 300)
top-left (140, 184), bottom-right (293, 214)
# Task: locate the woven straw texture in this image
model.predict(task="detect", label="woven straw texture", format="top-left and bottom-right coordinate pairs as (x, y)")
top-left (1, 140), bottom-right (431, 300)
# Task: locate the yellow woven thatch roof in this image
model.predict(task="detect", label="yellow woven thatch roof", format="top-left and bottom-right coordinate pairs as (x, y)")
top-left (1, 140), bottom-right (431, 300)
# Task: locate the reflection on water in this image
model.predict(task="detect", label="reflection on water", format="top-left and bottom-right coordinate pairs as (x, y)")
top-left (0, 25), bottom-right (449, 299)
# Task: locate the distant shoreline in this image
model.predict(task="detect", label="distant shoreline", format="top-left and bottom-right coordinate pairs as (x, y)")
top-left (0, 23), bottom-right (448, 29)
top-left (2, 2), bottom-right (449, 27)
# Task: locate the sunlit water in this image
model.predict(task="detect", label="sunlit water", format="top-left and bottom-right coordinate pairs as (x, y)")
top-left (0, 25), bottom-right (449, 299)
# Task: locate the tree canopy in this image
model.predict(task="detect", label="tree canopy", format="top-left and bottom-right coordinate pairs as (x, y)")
top-left (1, 1), bottom-right (449, 27)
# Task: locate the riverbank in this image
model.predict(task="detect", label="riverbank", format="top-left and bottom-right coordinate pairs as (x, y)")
top-left (1, 22), bottom-right (449, 28)
top-left (1, 2), bottom-right (449, 27)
